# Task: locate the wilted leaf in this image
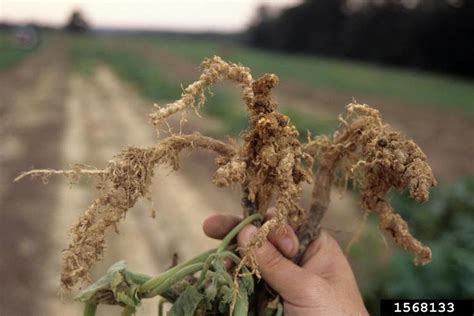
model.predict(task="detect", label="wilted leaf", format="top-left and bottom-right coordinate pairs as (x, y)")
top-left (168, 286), bottom-right (204, 316)
top-left (75, 260), bottom-right (142, 307)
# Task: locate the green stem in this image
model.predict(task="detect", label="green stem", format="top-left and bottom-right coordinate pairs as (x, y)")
top-left (158, 299), bottom-right (168, 316)
top-left (217, 213), bottom-right (263, 253)
top-left (127, 271), bottom-right (152, 285)
top-left (144, 263), bottom-right (204, 298)
top-left (196, 253), bottom-right (216, 287)
top-left (276, 303), bottom-right (283, 316)
top-left (140, 213), bottom-right (260, 295)
top-left (219, 250), bottom-right (242, 264)
top-left (140, 248), bottom-right (215, 293)
top-left (83, 303), bottom-right (97, 316)
top-left (233, 284), bottom-right (249, 316)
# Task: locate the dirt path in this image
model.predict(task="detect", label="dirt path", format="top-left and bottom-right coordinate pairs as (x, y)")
top-left (0, 40), bottom-right (69, 315)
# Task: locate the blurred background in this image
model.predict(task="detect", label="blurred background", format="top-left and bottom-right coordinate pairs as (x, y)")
top-left (1, 0), bottom-right (473, 315)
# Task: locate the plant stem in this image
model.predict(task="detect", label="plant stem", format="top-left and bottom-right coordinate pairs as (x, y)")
top-left (127, 271), bottom-right (152, 284)
top-left (83, 303), bottom-right (97, 316)
top-left (276, 302), bottom-right (283, 316)
top-left (196, 254), bottom-right (216, 287)
top-left (217, 213), bottom-right (263, 253)
top-left (135, 214), bottom-right (261, 304)
top-left (219, 250), bottom-right (241, 264)
top-left (242, 183), bottom-right (257, 218)
top-left (139, 249), bottom-right (215, 293)
top-left (232, 284), bottom-right (249, 316)
top-left (158, 299), bottom-right (168, 316)
top-left (295, 150), bottom-right (341, 263)
top-left (143, 263), bottom-right (205, 298)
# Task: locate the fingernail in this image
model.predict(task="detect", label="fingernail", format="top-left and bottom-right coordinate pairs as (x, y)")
top-left (277, 235), bottom-right (294, 255)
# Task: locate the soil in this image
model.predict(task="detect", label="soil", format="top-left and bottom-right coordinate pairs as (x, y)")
top-left (0, 39), bottom-right (69, 315)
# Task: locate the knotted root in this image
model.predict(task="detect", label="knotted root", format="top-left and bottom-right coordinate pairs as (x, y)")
top-left (299, 103), bottom-right (436, 264)
top-left (213, 74), bottom-right (313, 277)
top-left (19, 134), bottom-right (235, 289)
top-left (150, 56), bottom-right (254, 131)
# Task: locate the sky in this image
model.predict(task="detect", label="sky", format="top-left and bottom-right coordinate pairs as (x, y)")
top-left (0, 0), bottom-right (301, 33)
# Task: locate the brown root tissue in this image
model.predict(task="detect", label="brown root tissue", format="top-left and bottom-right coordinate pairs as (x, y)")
top-left (17, 56), bottom-right (436, 289)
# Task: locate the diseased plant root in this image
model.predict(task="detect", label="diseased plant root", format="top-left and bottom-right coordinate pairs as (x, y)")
top-left (14, 164), bottom-right (106, 184)
top-left (150, 56), bottom-right (254, 132)
top-left (19, 134), bottom-right (235, 289)
top-left (214, 74), bottom-right (313, 273)
top-left (301, 103), bottom-right (436, 265)
top-left (152, 58), bottom-right (313, 277)
top-left (17, 56), bottom-right (436, 314)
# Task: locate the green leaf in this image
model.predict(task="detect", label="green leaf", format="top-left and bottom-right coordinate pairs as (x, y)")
top-left (75, 260), bottom-right (142, 308)
top-left (75, 261), bottom-right (129, 303)
top-left (218, 285), bottom-right (233, 304)
top-left (204, 279), bottom-right (217, 301)
top-left (168, 286), bottom-right (204, 316)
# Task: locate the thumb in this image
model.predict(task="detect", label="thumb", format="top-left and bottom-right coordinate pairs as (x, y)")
top-left (237, 225), bottom-right (327, 304)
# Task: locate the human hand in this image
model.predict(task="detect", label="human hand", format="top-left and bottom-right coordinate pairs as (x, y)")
top-left (203, 210), bottom-right (369, 316)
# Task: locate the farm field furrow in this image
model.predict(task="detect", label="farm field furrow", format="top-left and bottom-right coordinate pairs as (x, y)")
top-left (0, 40), bottom-right (69, 315)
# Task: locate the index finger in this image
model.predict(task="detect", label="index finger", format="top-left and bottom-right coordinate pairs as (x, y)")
top-left (202, 214), bottom-right (241, 240)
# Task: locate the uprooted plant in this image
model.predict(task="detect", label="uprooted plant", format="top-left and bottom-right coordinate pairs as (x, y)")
top-left (16, 56), bottom-right (436, 315)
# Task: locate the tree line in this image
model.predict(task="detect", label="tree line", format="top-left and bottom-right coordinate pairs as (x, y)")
top-left (246, 0), bottom-right (474, 77)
